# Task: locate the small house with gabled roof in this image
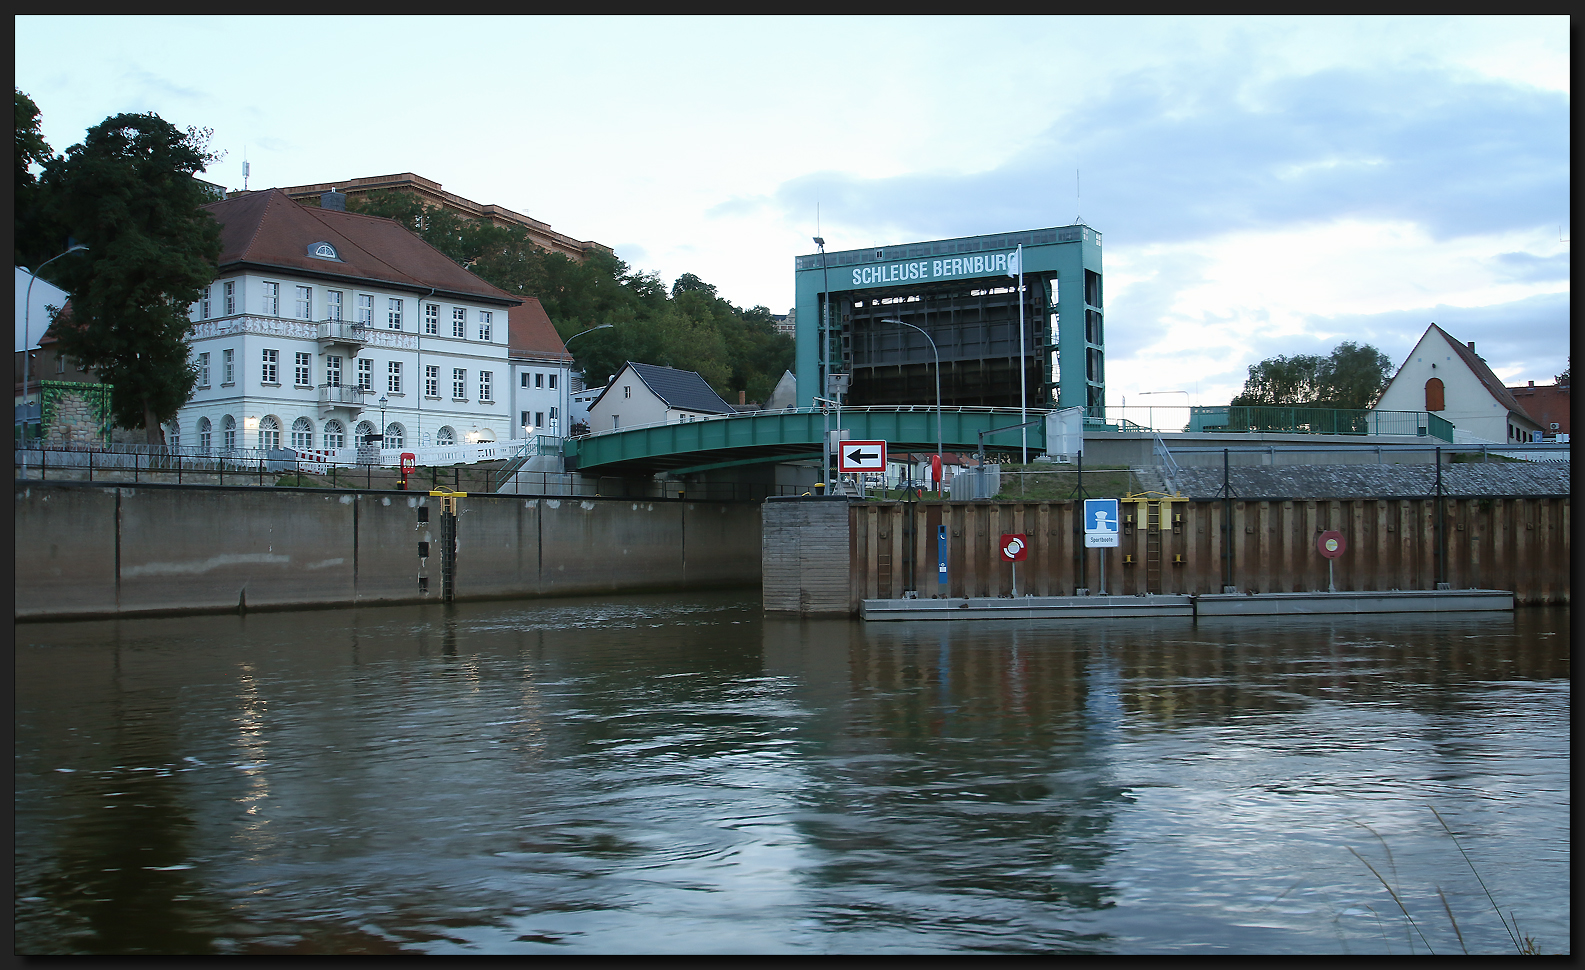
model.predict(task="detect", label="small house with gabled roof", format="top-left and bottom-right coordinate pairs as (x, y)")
top-left (1373, 323), bottom-right (1542, 445)
top-left (586, 361), bottom-right (734, 431)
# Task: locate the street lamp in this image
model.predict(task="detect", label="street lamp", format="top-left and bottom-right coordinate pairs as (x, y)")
top-left (1136, 390), bottom-right (1191, 431)
top-left (20, 243), bottom-right (89, 477)
top-left (379, 394), bottom-right (388, 449)
top-left (560, 323), bottom-right (614, 438)
top-left (814, 236), bottom-right (833, 485)
top-left (879, 318), bottom-right (942, 495)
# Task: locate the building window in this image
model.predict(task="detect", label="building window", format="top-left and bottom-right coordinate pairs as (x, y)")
top-left (259, 415), bottom-right (281, 450)
top-left (548, 374), bottom-right (557, 390)
top-left (453, 368), bottom-right (467, 399)
top-left (612, 415), bottom-right (620, 429)
top-left (357, 358), bottom-right (373, 390)
top-left (291, 417), bottom-right (314, 451)
top-left (327, 290), bottom-right (343, 321)
top-left (387, 298), bottom-right (403, 330)
top-left (198, 352), bottom-right (210, 388)
top-left (521, 372), bottom-right (531, 388)
top-left (535, 373), bottom-right (544, 389)
top-left (624, 385), bottom-right (631, 398)
top-left (223, 281), bottom-right (236, 316)
top-left (1425, 377), bottom-right (1445, 412)
top-left (223, 348), bottom-right (235, 384)
top-left (388, 360), bottom-right (402, 393)
top-left (325, 355), bottom-right (342, 387)
top-left (534, 410), bottom-right (544, 427)
top-left (520, 411), bottom-right (532, 431)
top-left (261, 348), bottom-right (279, 384)
top-left (384, 422), bottom-right (405, 449)
top-left (295, 352), bottom-right (312, 387)
top-left (479, 310), bottom-right (492, 342)
top-left (262, 282), bottom-right (279, 316)
top-left (200, 286), bottom-right (211, 319)
top-left (323, 419), bottom-right (346, 449)
top-left (198, 417), bottom-right (212, 451)
top-left (479, 371), bottom-right (493, 402)
top-left (437, 426), bottom-right (455, 445)
top-left (426, 365), bottom-right (439, 397)
top-left (453, 307), bottom-right (467, 338)
top-left (357, 294), bottom-right (373, 325)
top-left (222, 414), bottom-right (237, 450)
top-left (296, 285), bottom-right (313, 320)
top-left (425, 303), bottom-right (439, 335)
top-left (166, 421), bottom-right (180, 448)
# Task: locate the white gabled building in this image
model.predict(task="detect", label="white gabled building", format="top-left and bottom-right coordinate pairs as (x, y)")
top-left (176, 188), bottom-right (527, 455)
top-left (1373, 323), bottom-right (1543, 446)
top-left (506, 297), bottom-right (573, 440)
top-left (585, 361), bottom-right (735, 432)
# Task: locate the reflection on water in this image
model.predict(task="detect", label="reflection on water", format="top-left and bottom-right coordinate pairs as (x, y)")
top-left (15, 597), bottom-right (1569, 954)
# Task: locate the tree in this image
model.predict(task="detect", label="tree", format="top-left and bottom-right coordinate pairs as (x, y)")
top-left (1231, 341), bottom-right (1392, 411)
top-left (15, 88), bottom-right (64, 269)
top-left (44, 113), bottom-right (223, 444)
top-left (1556, 357), bottom-right (1569, 387)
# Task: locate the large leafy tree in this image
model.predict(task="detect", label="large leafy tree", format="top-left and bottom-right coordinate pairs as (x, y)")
top-left (15, 88), bottom-right (65, 269)
top-left (44, 112), bottom-right (223, 444)
top-left (344, 190), bottom-right (792, 404)
top-left (1231, 341), bottom-right (1392, 410)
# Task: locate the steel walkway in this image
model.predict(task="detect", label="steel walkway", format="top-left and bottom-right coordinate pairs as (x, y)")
top-left (565, 406), bottom-right (1054, 475)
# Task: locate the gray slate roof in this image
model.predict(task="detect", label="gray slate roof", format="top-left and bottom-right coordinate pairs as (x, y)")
top-left (625, 361), bottom-right (735, 414)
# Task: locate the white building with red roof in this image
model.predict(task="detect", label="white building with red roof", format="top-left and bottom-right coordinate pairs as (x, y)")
top-left (176, 188), bottom-right (546, 456)
top-left (1372, 323), bottom-right (1544, 445)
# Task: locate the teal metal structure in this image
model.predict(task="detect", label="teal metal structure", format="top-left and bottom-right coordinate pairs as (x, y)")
top-left (566, 406), bottom-right (1047, 475)
top-left (794, 225), bottom-right (1105, 413)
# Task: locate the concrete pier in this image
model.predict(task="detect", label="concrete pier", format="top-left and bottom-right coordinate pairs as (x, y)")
top-left (1194, 588), bottom-right (1513, 616)
top-left (861, 588), bottom-right (1512, 621)
top-left (863, 594), bottom-right (1194, 621)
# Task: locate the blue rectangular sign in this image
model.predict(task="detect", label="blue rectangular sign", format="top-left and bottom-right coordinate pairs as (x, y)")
top-left (938, 525), bottom-right (948, 586)
top-left (1084, 498), bottom-right (1120, 548)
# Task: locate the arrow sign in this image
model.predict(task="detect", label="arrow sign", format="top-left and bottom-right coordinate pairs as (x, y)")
top-left (838, 439), bottom-right (887, 473)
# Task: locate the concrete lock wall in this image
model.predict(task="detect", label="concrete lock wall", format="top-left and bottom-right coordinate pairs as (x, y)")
top-left (837, 497), bottom-right (1569, 614)
top-left (15, 482), bottom-right (762, 620)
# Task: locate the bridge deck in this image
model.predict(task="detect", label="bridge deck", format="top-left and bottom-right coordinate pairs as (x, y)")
top-left (566, 406), bottom-right (1052, 475)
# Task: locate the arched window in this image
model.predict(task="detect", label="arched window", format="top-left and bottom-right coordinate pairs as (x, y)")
top-left (198, 416), bottom-right (212, 451)
top-left (323, 419), bottom-right (346, 450)
top-left (436, 426), bottom-right (455, 445)
top-left (1424, 377), bottom-right (1445, 412)
top-left (259, 415), bottom-right (281, 450)
top-left (291, 417), bottom-right (314, 451)
top-left (384, 422), bottom-right (405, 449)
top-left (355, 420), bottom-right (377, 447)
top-left (222, 414), bottom-right (237, 451)
top-left (167, 420), bottom-right (180, 449)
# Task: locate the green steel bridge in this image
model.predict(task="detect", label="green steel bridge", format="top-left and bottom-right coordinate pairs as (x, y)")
top-left (565, 406), bottom-right (1051, 476)
top-left (559, 404), bottom-right (1455, 477)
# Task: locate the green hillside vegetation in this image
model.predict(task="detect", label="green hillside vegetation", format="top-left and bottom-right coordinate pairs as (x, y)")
top-left (343, 191), bottom-right (793, 413)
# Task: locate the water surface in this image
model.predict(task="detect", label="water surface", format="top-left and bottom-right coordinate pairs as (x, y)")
top-left (15, 596), bottom-right (1569, 954)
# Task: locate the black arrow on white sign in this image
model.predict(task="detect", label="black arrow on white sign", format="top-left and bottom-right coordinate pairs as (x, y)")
top-left (846, 449), bottom-right (879, 464)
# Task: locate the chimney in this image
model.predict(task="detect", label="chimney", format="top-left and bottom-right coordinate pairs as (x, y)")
top-left (739, 390), bottom-right (746, 405)
top-left (321, 187), bottom-right (347, 211)
top-left (1529, 380), bottom-right (1535, 387)
top-left (1467, 341), bottom-right (1475, 351)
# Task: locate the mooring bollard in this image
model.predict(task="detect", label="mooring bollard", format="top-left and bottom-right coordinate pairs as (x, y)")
top-left (429, 487), bottom-right (467, 603)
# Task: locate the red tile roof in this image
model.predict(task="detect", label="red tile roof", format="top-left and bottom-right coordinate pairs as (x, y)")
top-left (1507, 383), bottom-right (1570, 433)
top-left (508, 297), bottom-right (571, 361)
top-left (1430, 324), bottom-right (1534, 421)
top-left (203, 189), bottom-right (519, 305)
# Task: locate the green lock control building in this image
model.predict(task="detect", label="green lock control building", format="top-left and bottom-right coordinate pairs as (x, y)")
top-left (794, 224), bottom-right (1105, 414)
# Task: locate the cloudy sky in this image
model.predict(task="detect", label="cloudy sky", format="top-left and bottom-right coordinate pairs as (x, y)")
top-left (16, 15), bottom-right (1569, 407)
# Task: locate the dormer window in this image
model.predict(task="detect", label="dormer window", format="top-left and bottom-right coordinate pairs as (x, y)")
top-left (307, 241), bottom-right (342, 261)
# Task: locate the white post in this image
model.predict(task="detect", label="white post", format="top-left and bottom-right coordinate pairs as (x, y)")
top-left (1017, 244), bottom-right (1027, 465)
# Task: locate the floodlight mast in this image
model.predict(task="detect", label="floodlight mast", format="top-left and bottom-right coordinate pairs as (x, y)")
top-left (880, 317), bottom-right (942, 496)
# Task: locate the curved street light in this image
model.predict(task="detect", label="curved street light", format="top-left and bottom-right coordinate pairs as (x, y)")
top-left (559, 323), bottom-right (614, 437)
top-left (879, 317), bottom-right (942, 495)
top-left (20, 243), bottom-right (89, 478)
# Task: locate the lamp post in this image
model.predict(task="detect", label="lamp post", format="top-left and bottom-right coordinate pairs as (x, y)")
top-left (814, 236), bottom-right (842, 487)
top-left (560, 323), bottom-right (614, 439)
top-left (20, 243), bottom-right (89, 478)
top-left (880, 317), bottom-right (942, 495)
top-left (1136, 390), bottom-right (1191, 432)
top-left (379, 394), bottom-right (388, 453)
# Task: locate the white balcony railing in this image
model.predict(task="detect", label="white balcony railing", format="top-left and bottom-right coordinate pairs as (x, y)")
top-left (319, 384), bottom-right (369, 407)
top-left (316, 321), bottom-right (369, 347)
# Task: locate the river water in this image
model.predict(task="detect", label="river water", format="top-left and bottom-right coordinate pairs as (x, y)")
top-left (15, 595), bottom-right (1569, 955)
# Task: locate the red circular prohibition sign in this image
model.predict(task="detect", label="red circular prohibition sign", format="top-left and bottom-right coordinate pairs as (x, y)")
top-left (1317, 530), bottom-right (1346, 559)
